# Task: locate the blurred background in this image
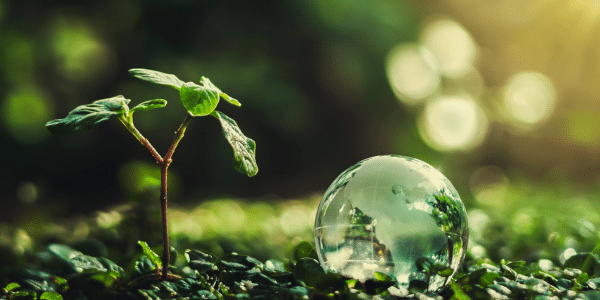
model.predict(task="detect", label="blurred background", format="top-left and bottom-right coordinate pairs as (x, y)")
top-left (1, 0), bottom-right (600, 266)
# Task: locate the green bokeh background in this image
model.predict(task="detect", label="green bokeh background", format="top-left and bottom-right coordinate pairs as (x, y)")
top-left (1, 0), bottom-right (600, 266)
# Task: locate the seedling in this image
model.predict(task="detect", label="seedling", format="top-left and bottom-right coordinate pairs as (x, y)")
top-left (45, 69), bottom-right (258, 280)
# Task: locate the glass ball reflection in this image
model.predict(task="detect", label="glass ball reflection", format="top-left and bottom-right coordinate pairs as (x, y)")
top-left (314, 155), bottom-right (468, 291)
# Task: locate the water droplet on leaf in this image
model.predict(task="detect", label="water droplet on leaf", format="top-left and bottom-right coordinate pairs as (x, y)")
top-left (314, 155), bottom-right (468, 291)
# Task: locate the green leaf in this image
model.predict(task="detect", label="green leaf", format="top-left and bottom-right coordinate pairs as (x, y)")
top-left (180, 82), bottom-right (220, 116)
top-left (4, 282), bottom-right (20, 292)
top-left (449, 281), bottom-right (472, 300)
top-left (221, 253), bottom-right (263, 270)
top-left (71, 255), bottom-right (125, 277)
top-left (11, 291), bottom-right (35, 299)
top-left (185, 249), bottom-right (217, 264)
top-left (135, 256), bottom-right (156, 274)
top-left (42, 244), bottom-right (84, 273)
top-left (200, 77), bottom-right (241, 107)
top-left (129, 68), bottom-right (184, 90)
top-left (293, 241), bottom-right (318, 262)
top-left (88, 271), bottom-right (119, 288)
top-left (131, 99), bottom-right (167, 113)
top-left (40, 292), bottom-right (63, 300)
top-left (210, 111), bottom-right (258, 177)
top-left (138, 241), bottom-right (162, 269)
top-left (437, 267), bottom-right (454, 277)
top-left (293, 258), bottom-right (325, 287)
top-left (46, 96), bottom-right (130, 135)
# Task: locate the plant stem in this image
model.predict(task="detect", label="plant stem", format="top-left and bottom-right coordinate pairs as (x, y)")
top-left (165, 113), bottom-right (194, 166)
top-left (160, 163), bottom-right (169, 281)
top-left (121, 113), bottom-right (195, 281)
top-left (159, 113), bottom-right (193, 281)
top-left (119, 116), bottom-right (162, 165)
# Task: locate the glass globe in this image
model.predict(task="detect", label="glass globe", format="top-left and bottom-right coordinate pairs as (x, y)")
top-left (314, 155), bottom-right (468, 291)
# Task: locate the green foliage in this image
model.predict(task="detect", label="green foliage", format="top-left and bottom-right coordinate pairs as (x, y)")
top-left (200, 76), bottom-right (241, 107)
top-left (128, 69), bottom-right (184, 90)
top-left (44, 67), bottom-right (258, 282)
top-left (45, 96), bottom-right (130, 135)
top-left (211, 110), bottom-right (258, 177)
top-left (130, 99), bottom-right (167, 113)
top-left (293, 241), bottom-right (318, 262)
top-left (6, 240), bottom-right (600, 299)
top-left (137, 241), bottom-right (162, 270)
top-left (40, 292), bottom-right (63, 300)
top-left (180, 82), bottom-right (220, 116)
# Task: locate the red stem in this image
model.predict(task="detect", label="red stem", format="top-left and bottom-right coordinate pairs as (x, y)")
top-left (123, 113), bottom-right (194, 281)
top-left (160, 163), bottom-right (169, 281)
top-left (159, 113), bottom-right (193, 280)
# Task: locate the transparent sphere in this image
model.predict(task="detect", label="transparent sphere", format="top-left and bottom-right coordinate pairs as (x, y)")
top-left (314, 155), bottom-right (468, 291)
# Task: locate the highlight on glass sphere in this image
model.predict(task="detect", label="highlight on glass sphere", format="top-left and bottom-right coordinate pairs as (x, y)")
top-left (314, 155), bottom-right (468, 291)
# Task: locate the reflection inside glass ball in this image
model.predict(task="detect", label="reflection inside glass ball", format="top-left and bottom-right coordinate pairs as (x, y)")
top-left (314, 155), bottom-right (468, 291)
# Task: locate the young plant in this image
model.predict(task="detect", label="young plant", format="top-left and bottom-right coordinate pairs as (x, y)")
top-left (45, 69), bottom-right (258, 281)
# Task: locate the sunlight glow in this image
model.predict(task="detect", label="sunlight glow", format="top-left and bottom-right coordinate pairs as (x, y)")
top-left (421, 19), bottom-right (477, 78)
top-left (418, 95), bottom-right (488, 152)
top-left (280, 205), bottom-right (311, 236)
top-left (386, 44), bottom-right (440, 105)
top-left (503, 72), bottom-right (556, 127)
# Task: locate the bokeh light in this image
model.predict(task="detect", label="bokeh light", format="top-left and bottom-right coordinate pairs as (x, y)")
top-left (17, 182), bottom-right (38, 205)
top-left (386, 44), bottom-right (441, 105)
top-left (512, 207), bottom-right (538, 235)
top-left (469, 166), bottom-right (510, 212)
top-left (418, 95), bottom-right (488, 152)
top-left (170, 210), bottom-right (203, 240)
top-left (279, 203), bottom-right (312, 236)
top-left (49, 15), bottom-right (117, 83)
top-left (386, 44), bottom-right (440, 104)
top-left (420, 18), bottom-right (477, 78)
top-left (119, 160), bottom-right (182, 199)
top-left (2, 86), bottom-right (54, 144)
top-left (502, 72), bottom-right (556, 128)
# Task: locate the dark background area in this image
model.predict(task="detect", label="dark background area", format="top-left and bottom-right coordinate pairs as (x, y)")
top-left (0, 0), bottom-right (426, 220)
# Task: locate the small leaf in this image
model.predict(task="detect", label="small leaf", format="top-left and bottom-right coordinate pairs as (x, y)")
top-left (40, 292), bottom-right (63, 300)
top-left (129, 68), bottom-right (184, 90)
top-left (4, 282), bottom-right (20, 292)
top-left (180, 82), bottom-right (220, 116)
top-left (135, 256), bottom-right (156, 274)
top-left (131, 99), bottom-right (167, 113)
top-left (71, 255), bottom-right (124, 277)
top-left (200, 77), bottom-right (240, 107)
top-left (12, 291), bottom-right (35, 298)
top-left (293, 258), bottom-right (325, 287)
top-left (221, 253), bottom-right (263, 270)
top-left (437, 267), bottom-right (454, 277)
top-left (293, 241), bottom-right (318, 262)
top-left (211, 111), bottom-right (258, 177)
top-left (138, 241), bottom-right (162, 269)
top-left (46, 96), bottom-right (130, 135)
top-left (88, 271), bottom-right (119, 288)
top-left (185, 249), bottom-right (217, 264)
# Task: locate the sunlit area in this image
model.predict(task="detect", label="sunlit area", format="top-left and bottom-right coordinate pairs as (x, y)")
top-left (418, 95), bottom-right (488, 152)
top-left (420, 18), bottom-right (477, 78)
top-left (386, 45), bottom-right (440, 104)
top-left (2, 1), bottom-right (600, 297)
top-left (502, 71), bottom-right (556, 129)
